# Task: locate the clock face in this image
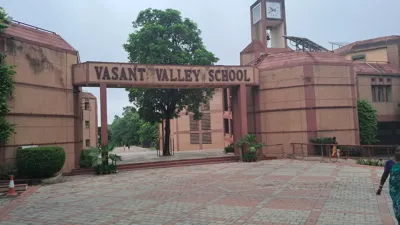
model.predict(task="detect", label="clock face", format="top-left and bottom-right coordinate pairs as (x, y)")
top-left (266, 2), bottom-right (282, 19)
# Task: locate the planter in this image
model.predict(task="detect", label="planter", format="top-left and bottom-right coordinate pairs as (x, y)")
top-left (41, 171), bottom-right (63, 184)
top-left (243, 152), bottom-right (258, 162)
top-left (95, 164), bottom-right (117, 175)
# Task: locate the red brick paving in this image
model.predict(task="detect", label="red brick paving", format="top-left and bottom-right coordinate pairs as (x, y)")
top-left (0, 159), bottom-right (395, 224)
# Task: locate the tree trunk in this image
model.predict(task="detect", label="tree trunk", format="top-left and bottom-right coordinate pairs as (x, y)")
top-left (163, 118), bottom-right (171, 156)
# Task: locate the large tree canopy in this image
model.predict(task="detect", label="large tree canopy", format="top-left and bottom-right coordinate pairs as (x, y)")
top-left (123, 8), bottom-right (219, 155)
top-left (109, 106), bottom-right (159, 147)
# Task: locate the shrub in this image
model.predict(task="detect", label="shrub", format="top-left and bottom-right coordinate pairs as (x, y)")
top-left (243, 152), bottom-right (258, 162)
top-left (224, 144), bottom-right (234, 153)
top-left (16, 146), bottom-right (65, 178)
top-left (0, 163), bottom-right (17, 180)
top-left (88, 145), bottom-right (121, 175)
top-left (237, 134), bottom-right (266, 162)
top-left (309, 137), bottom-right (336, 155)
top-left (356, 158), bottom-right (385, 167)
top-left (309, 137), bottom-right (336, 144)
top-left (79, 148), bottom-right (97, 168)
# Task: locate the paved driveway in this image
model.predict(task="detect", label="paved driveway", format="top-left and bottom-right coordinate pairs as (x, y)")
top-left (0, 160), bottom-right (395, 225)
top-left (113, 146), bottom-right (227, 165)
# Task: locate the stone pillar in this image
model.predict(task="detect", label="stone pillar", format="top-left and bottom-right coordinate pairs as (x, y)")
top-left (231, 87), bottom-right (240, 156)
top-left (73, 87), bottom-right (83, 168)
top-left (100, 83), bottom-right (108, 147)
top-left (239, 84), bottom-right (248, 138)
top-left (232, 84), bottom-right (249, 160)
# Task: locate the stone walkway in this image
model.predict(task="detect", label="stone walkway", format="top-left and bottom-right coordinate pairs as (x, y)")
top-left (114, 146), bottom-right (228, 165)
top-left (0, 160), bottom-right (396, 225)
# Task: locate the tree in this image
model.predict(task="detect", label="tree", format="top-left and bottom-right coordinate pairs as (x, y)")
top-left (110, 107), bottom-right (141, 146)
top-left (0, 8), bottom-right (15, 143)
top-left (109, 106), bottom-right (159, 148)
top-left (123, 8), bottom-right (219, 155)
top-left (357, 100), bottom-right (378, 145)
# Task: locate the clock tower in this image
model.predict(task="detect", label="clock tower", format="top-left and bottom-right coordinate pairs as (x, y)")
top-left (251, 0), bottom-right (287, 49)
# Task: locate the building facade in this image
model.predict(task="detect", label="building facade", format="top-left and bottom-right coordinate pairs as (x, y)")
top-left (336, 36), bottom-right (400, 145)
top-left (81, 92), bottom-right (98, 148)
top-left (0, 21), bottom-right (97, 173)
top-left (2, 0), bottom-right (400, 174)
top-left (159, 89), bottom-right (231, 152)
top-left (169, 0), bottom-right (400, 153)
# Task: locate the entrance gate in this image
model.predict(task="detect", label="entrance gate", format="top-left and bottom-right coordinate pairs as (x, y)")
top-left (72, 61), bottom-right (259, 165)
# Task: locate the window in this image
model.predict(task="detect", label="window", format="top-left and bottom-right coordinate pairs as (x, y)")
top-left (85, 139), bottom-right (90, 147)
top-left (202, 132), bottom-right (212, 144)
top-left (84, 101), bottom-right (90, 110)
top-left (223, 88), bottom-right (229, 111)
top-left (224, 119), bottom-right (229, 134)
top-left (190, 133), bottom-right (200, 144)
top-left (201, 113), bottom-right (211, 130)
top-left (252, 3), bottom-right (261, 24)
top-left (200, 103), bottom-right (210, 111)
top-left (189, 115), bottom-right (199, 144)
top-left (386, 86), bottom-right (392, 102)
top-left (85, 121), bottom-right (90, 128)
top-left (189, 115), bottom-right (199, 131)
top-left (230, 119), bottom-right (234, 135)
top-left (371, 85), bottom-right (392, 102)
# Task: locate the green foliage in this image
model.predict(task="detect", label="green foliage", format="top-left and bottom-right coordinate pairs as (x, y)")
top-left (138, 121), bottom-right (159, 144)
top-left (0, 7), bottom-right (11, 32)
top-left (110, 106), bottom-right (159, 147)
top-left (123, 8), bottom-right (218, 156)
top-left (356, 158), bottom-right (385, 167)
top-left (88, 145), bottom-right (121, 175)
top-left (0, 8), bottom-right (16, 143)
top-left (0, 163), bottom-right (17, 180)
top-left (309, 137), bottom-right (336, 144)
top-left (110, 107), bottom-right (141, 146)
top-left (357, 100), bottom-right (378, 145)
top-left (95, 164), bottom-right (117, 175)
top-left (242, 152), bottom-right (258, 162)
top-left (224, 144), bottom-right (234, 154)
top-left (79, 148), bottom-right (97, 168)
top-left (237, 134), bottom-right (266, 162)
top-left (16, 147), bottom-right (66, 178)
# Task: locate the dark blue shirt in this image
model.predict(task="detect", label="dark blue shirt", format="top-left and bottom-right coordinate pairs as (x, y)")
top-left (384, 159), bottom-right (396, 173)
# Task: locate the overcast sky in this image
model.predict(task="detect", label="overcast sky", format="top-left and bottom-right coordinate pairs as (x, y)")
top-left (2, 0), bottom-right (400, 124)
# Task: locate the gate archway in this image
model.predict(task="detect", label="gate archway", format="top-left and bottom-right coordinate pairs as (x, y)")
top-left (72, 61), bottom-right (259, 165)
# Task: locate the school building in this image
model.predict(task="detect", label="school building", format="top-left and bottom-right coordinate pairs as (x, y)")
top-left (1, 0), bottom-right (400, 173)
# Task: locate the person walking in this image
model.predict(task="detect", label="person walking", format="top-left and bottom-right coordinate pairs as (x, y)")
top-left (331, 137), bottom-right (338, 157)
top-left (377, 147), bottom-right (400, 223)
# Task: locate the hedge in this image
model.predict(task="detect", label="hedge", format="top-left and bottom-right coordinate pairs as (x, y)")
top-left (79, 148), bottom-right (97, 168)
top-left (16, 146), bottom-right (66, 178)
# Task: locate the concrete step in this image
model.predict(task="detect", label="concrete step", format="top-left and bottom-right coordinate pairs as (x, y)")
top-left (66, 156), bottom-right (239, 176)
top-left (0, 184), bottom-right (28, 193)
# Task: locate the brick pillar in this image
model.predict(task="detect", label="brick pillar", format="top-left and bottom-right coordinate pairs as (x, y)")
top-left (73, 87), bottom-right (83, 169)
top-left (227, 88), bottom-right (232, 138)
top-left (231, 87), bottom-right (240, 156)
top-left (239, 84), bottom-right (248, 138)
top-left (100, 83), bottom-right (108, 147)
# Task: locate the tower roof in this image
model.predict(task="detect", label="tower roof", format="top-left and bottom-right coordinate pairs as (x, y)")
top-left (1, 20), bottom-right (77, 55)
top-left (353, 62), bottom-right (400, 75)
top-left (335, 35), bottom-right (400, 55)
top-left (82, 92), bottom-right (97, 99)
top-left (247, 51), bottom-right (352, 70)
top-left (240, 40), bottom-right (266, 55)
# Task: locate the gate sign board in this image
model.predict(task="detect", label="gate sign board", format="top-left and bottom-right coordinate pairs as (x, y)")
top-left (72, 62), bottom-right (259, 87)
